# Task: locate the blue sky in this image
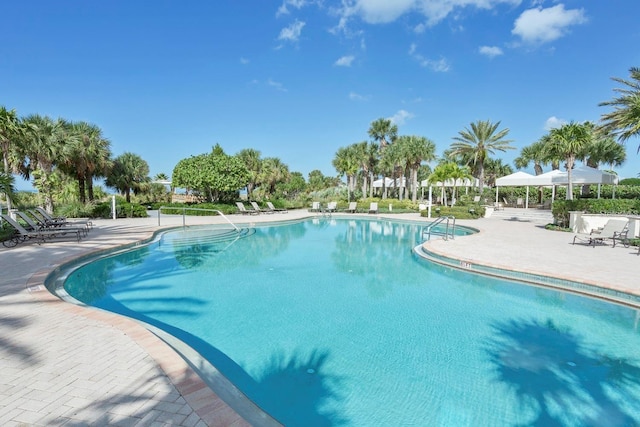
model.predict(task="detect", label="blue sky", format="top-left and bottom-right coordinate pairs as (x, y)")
top-left (3, 1), bottom-right (639, 191)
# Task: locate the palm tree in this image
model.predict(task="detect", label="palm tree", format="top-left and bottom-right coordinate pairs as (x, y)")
top-left (379, 141), bottom-right (404, 199)
top-left (258, 157), bottom-right (289, 196)
top-left (547, 122), bottom-right (591, 200)
top-left (105, 152), bottom-right (150, 202)
top-left (332, 145), bottom-right (360, 202)
top-left (21, 115), bottom-right (67, 212)
top-left (599, 67), bottom-right (640, 153)
top-left (368, 118), bottom-right (398, 150)
top-left (60, 121), bottom-right (112, 204)
top-left (449, 120), bottom-right (514, 193)
top-left (514, 141), bottom-right (548, 175)
top-left (0, 106), bottom-right (23, 210)
top-left (397, 135), bottom-right (437, 202)
top-left (237, 148), bottom-right (262, 198)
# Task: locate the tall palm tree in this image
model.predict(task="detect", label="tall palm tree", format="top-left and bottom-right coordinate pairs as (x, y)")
top-left (0, 106), bottom-right (24, 210)
top-left (547, 122), bottom-right (591, 200)
top-left (397, 135), bottom-right (437, 202)
top-left (599, 67), bottom-right (640, 153)
top-left (514, 141), bottom-right (547, 175)
top-left (379, 141), bottom-right (405, 199)
top-left (368, 118), bottom-right (398, 150)
top-left (449, 120), bottom-right (514, 193)
top-left (105, 152), bottom-right (150, 202)
top-left (332, 145), bottom-right (360, 202)
top-left (21, 115), bottom-right (67, 212)
top-left (258, 157), bottom-right (289, 196)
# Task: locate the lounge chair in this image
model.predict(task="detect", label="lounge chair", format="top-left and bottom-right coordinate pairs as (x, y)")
top-left (346, 202), bottom-right (357, 213)
top-left (35, 206), bottom-right (92, 230)
top-left (493, 201), bottom-right (504, 211)
top-left (502, 197), bottom-right (511, 207)
top-left (516, 198), bottom-right (524, 208)
top-left (326, 201), bottom-right (337, 212)
top-left (1, 214), bottom-right (83, 245)
top-left (473, 196), bottom-right (481, 203)
top-left (266, 201), bottom-right (287, 213)
top-left (368, 202), bottom-right (378, 214)
top-left (17, 211), bottom-right (88, 237)
top-left (250, 201), bottom-right (273, 214)
top-left (235, 202), bottom-right (259, 215)
top-left (310, 202), bottom-right (321, 212)
top-left (572, 218), bottom-right (629, 248)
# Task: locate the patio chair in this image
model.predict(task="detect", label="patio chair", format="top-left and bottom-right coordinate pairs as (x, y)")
top-left (1, 214), bottom-right (83, 245)
top-left (310, 202), bottom-right (321, 212)
top-left (266, 201), bottom-right (287, 213)
top-left (473, 196), bottom-right (481, 203)
top-left (235, 202), bottom-right (259, 215)
top-left (250, 201), bottom-right (273, 214)
top-left (326, 201), bottom-right (337, 212)
top-left (368, 202), bottom-right (378, 214)
top-left (17, 211), bottom-right (88, 237)
top-left (35, 206), bottom-right (93, 230)
top-left (516, 198), bottom-right (524, 208)
top-left (572, 218), bottom-right (629, 248)
top-left (346, 202), bottom-right (357, 213)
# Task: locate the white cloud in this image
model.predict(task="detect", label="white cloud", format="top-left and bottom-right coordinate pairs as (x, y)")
top-left (240, 57), bottom-right (250, 65)
top-left (278, 20), bottom-right (306, 43)
top-left (268, 79), bottom-right (288, 92)
top-left (277, 0), bottom-right (308, 17)
top-left (409, 43), bottom-right (451, 72)
top-left (544, 116), bottom-right (566, 130)
top-left (512, 4), bottom-right (587, 44)
top-left (479, 45), bottom-right (503, 58)
top-left (335, 0), bottom-right (522, 29)
top-left (388, 109), bottom-right (415, 125)
top-left (335, 55), bottom-right (355, 67)
top-left (349, 91), bottom-right (370, 101)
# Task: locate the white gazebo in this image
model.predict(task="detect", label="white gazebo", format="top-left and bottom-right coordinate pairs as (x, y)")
top-left (495, 171), bottom-right (536, 208)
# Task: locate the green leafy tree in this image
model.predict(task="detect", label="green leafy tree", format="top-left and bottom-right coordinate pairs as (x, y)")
top-left (106, 152), bottom-right (150, 203)
top-left (258, 157), bottom-right (289, 197)
top-left (599, 67), bottom-right (640, 153)
top-left (368, 118), bottom-right (398, 150)
top-left (449, 120), bottom-right (514, 193)
top-left (278, 171), bottom-right (306, 199)
top-left (172, 149), bottom-right (249, 202)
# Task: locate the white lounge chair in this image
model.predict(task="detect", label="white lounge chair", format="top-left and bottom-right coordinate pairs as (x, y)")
top-left (250, 201), bottom-right (273, 214)
top-left (236, 202), bottom-right (259, 215)
top-left (310, 202), bottom-right (321, 212)
top-left (368, 202), bottom-right (378, 214)
top-left (572, 218), bottom-right (629, 248)
top-left (266, 201), bottom-right (287, 213)
top-left (346, 202), bottom-right (357, 213)
top-left (326, 201), bottom-right (337, 212)
top-left (516, 197), bottom-right (524, 208)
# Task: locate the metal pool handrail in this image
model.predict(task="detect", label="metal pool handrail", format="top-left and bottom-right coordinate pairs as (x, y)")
top-left (157, 206), bottom-right (240, 231)
top-left (422, 215), bottom-right (456, 241)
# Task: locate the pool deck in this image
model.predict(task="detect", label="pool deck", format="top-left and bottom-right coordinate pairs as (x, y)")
top-left (1, 208), bottom-right (638, 426)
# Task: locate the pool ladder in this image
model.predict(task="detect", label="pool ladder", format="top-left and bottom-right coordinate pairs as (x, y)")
top-left (422, 215), bottom-right (456, 241)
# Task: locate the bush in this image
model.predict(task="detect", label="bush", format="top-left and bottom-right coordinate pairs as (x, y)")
top-left (420, 204), bottom-right (484, 219)
top-left (552, 199), bottom-right (640, 226)
top-left (91, 199), bottom-right (149, 218)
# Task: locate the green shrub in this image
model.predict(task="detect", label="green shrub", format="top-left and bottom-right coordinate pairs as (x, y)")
top-left (420, 205), bottom-right (484, 219)
top-left (552, 199), bottom-right (640, 226)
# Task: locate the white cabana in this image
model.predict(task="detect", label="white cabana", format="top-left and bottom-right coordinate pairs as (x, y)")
top-left (495, 171), bottom-right (536, 208)
top-left (551, 166), bottom-right (618, 199)
top-left (373, 177), bottom-right (406, 188)
top-left (420, 177), bottom-right (479, 187)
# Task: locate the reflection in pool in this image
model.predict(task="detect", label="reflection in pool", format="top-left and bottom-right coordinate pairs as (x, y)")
top-left (63, 218), bottom-right (640, 426)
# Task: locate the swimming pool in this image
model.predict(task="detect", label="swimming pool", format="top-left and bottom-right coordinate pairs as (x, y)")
top-left (60, 218), bottom-right (640, 426)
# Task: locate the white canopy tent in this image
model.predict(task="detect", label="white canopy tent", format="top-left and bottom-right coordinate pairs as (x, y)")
top-left (551, 166), bottom-right (618, 199)
top-left (420, 178), bottom-right (479, 205)
top-left (495, 171), bottom-right (536, 208)
top-left (373, 177), bottom-right (406, 188)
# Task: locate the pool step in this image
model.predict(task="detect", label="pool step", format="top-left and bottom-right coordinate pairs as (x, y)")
top-left (158, 227), bottom-right (255, 249)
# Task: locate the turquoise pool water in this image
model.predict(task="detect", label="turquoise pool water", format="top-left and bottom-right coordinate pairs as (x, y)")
top-left (63, 218), bottom-right (640, 426)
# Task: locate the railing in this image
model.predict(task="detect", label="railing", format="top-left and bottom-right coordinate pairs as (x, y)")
top-left (422, 215), bottom-right (456, 241)
top-left (157, 206), bottom-right (239, 231)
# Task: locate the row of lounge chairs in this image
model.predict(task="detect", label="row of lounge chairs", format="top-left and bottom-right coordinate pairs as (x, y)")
top-left (1, 207), bottom-right (93, 247)
top-left (310, 202), bottom-right (379, 214)
top-left (235, 201), bottom-right (288, 215)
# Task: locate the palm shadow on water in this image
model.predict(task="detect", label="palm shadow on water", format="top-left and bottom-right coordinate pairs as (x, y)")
top-left (485, 318), bottom-right (640, 426)
top-left (99, 297), bottom-right (348, 426)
